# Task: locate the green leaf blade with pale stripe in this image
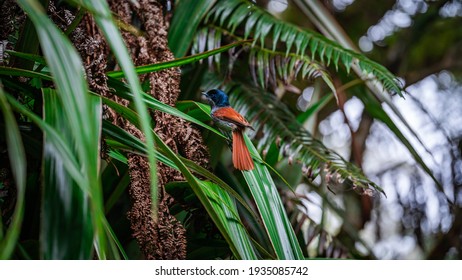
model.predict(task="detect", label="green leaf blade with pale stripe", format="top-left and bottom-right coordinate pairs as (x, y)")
top-left (80, 0), bottom-right (159, 224)
top-left (0, 86), bottom-right (27, 260)
top-left (41, 88), bottom-right (93, 259)
top-left (17, 0), bottom-right (113, 258)
top-left (241, 135), bottom-right (305, 260)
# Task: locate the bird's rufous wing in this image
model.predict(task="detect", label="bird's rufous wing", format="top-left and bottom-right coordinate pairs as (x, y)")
top-left (213, 107), bottom-right (252, 129)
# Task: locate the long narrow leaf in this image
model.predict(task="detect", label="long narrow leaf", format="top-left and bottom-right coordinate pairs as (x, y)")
top-left (107, 40), bottom-right (250, 79)
top-left (101, 108), bottom-right (258, 258)
top-left (199, 181), bottom-right (258, 259)
top-left (41, 88), bottom-right (93, 259)
top-left (80, 0), bottom-right (159, 222)
top-left (102, 114), bottom-right (255, 219)
top-left (0, 86), bottom-right (26, 259)
top-left (7, 92), bottom-right (126, 259)
top-left (17, 0), bottom-right (111, 258)
top-left (7, 96), bottom-right (85, 184)
top-left (6, 50), bottom-right (47, 66)
top-left (241, 135), bottom-right (305, 259)
top-left (169, 0), bottom-right (217, 57)
top-left (0, 66), bottom-right (52, 80)
top-left (152, 129), bottom-right (258, 259)
top-left (106, 78), bottom-right (223, 137)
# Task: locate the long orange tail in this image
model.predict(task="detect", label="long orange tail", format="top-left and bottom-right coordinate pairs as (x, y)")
top-left (232, 130), bottom-right (254, 171)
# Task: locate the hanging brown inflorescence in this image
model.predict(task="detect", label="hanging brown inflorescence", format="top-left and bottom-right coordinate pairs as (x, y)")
top-left (83, 0), bottom-right (210, 259)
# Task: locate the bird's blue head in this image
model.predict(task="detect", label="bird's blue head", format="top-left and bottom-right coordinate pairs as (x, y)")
top-left (203, 89), bottom-right (230, 108)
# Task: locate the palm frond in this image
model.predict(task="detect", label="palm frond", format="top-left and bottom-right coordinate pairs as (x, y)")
top-left (168, 0), bottom-right (217, 57)
top-left (192, 27), bottom-right (334, 92)
top-left (213, 82), bottom-right (383, 195)
top-left (204, 0), bottom-right (403, 96)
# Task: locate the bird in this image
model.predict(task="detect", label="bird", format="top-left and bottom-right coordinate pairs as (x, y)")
top-left (202, 89), bottom-right (254, 171)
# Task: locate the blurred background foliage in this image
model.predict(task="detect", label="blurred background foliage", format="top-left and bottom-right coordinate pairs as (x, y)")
top-left (0, 0), bottom-right (461, 259)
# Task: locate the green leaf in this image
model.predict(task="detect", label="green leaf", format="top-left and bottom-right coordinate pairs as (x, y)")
top-left (241, 134), bottom-right (305, 259)
top-left (109, 77), bottom-right (248, 205)
top-left (151, 126), bottom-right (257, 259)
top-left (228, 2), bottom-right (251, 33)
top-left (106, 78), bottom-right (223, 137)
top-left (0, 86), bottom-right (26, 259)
top-left (10, 0), bottom-right (42, 71)
top-left (244, 10), bottom-right (260, 39)
top-left (17, 0), bottom-right (110, 258)
top-left (104, 171), bottom-right (130, 213)
top-left (7, 97), bottom-right (85, 185)
top-left (0, 66), bottom-right (52, 81)
top-left (6, 50), bottom-right (47, 66)
top-left (206, 0), bottom-right (404, 96)
top-left (102, 121), bottom-right (174, 168)
top-left (197, 181), bottom-right (258, 259)
top-left (241, 46), bottom-right (331, 92)
top-left (176, 100), bottom-right (213, 123)
top-left (80, 0), bottom-right (159, 224)
top-left (100, 105), bottom-right (255, 219)
top-left (228, 84), bottom-right (383, 194)
top-left (7, 94), bottom-right (127, 260)
top-left (41, 88), bottom-right (93, 259)
top-left (107, 40), bottom-right (250, 79)
top-left (100, 100), bottom-right (260, 259)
